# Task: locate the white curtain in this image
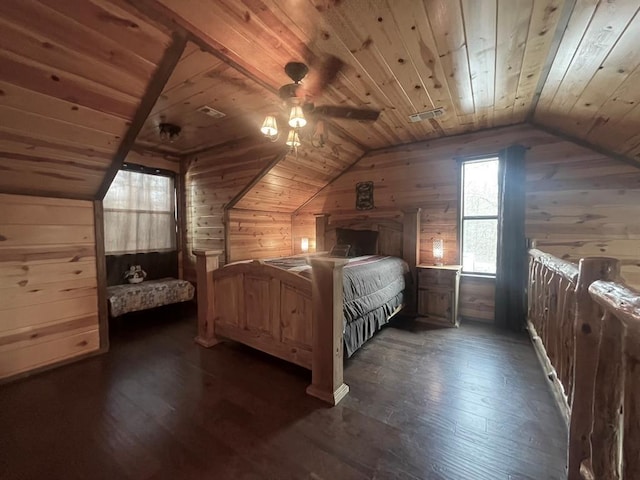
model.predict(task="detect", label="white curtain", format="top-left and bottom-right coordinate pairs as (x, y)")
top-left (103, 170), bottom-right (176, 254)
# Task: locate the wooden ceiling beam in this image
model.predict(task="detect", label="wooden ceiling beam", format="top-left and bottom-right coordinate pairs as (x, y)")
top-left (225, 149), bottom-right (289, 211)
top-left (293, 151), bottom-right (367, 215)
top-left (96, 32), bottom-right (187, 200)
top-left (124, 0), bottom-right (368, 153)
top-left (124, 0), bottom-right (278, 95)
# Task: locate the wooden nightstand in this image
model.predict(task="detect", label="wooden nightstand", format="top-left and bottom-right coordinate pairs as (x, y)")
top-left (416, 265), bottom-right (461, 327)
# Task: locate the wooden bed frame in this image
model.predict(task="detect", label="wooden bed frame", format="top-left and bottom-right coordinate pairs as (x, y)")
top-left (193, 209), bottom-right (420, 405)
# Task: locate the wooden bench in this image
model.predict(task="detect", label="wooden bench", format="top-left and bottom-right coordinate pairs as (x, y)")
top-left (106, 278), bottom-right (194, 317)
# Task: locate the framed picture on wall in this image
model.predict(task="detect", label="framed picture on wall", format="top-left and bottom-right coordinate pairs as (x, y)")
top-left (356, 181), bottom-right (374, 210)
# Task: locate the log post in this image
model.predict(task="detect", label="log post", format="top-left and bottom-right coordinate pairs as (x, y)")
top-left (623, 319), bottom-right (640, 479)
top-left (307, 257), bottom-right (350, 405)
top-left (402, 208), bottom-right (421, 314)
top-left (591, 311), bottom-right (624, 480)
top-left (193, 249), bottom-right (223, 348)
top-left (314, 214), bottom-right (330, 253)
top-left (568, 257), bottom-right (620, 480)
top-left (622, 318), bottom-right (640, 478)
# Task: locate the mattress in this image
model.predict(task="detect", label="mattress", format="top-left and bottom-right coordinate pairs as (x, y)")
top-left (264, 255), bottom-right (410, 356)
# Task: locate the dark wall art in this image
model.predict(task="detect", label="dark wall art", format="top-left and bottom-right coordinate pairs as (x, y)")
top-left (356, 181), bottom-right (374, 210)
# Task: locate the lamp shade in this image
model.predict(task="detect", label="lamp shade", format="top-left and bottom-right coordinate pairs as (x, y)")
top-left (260, 115), bottom-right (278, 137)
top-left (288, 105), bottom-right (307, 128)
top-left (285, 129), bottom-right (301, 147)
top-left (433, 238), bottom-right (444, 266)
top-left (301, 237), bottom-right (309, 252)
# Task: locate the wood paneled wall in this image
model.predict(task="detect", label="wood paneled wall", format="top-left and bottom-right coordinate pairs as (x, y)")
top-left (183, 137), bottom-right (283, 281)
top-left (293, 214), bottom-right (317, 255)
top-left (234, 133), bottom-right (366, 213)
top-left (227, 209), bottom-right (292, 263)
top-left (0, 194), bottom-right (100, 380)
top-left (459, 277), bottom-right (495, 323)
top-left (295, 124), bottom-right (640, 321)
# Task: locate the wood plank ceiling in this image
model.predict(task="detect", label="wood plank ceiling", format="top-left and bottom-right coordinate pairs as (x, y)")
top-left (136, 0), bottom-right (571, 151)
top-left (534, 0), bottom-right (640, 162)
top-left (131, 0), bottom-right (640, 212)
top-left (0, 0), bottom-right (172, 199)
top-left (1, 0), bottom-right (639, 201)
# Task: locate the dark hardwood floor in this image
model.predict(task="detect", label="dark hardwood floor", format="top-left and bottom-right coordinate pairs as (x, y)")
top-left (0, 306), bottom-right (567, 480)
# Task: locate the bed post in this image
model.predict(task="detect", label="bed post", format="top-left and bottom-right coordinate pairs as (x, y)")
top-left (403, 208), bottom-right (421, 313)
top-left (307, 257), bottom-right (350, 405)
top-left (315, 214), bottom-right (330, 252)
top-left (193, 249), bottom-right (223, 347)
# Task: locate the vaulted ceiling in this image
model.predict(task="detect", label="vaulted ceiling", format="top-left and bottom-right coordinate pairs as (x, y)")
top-left (1, 0), bottom-right (639, 202)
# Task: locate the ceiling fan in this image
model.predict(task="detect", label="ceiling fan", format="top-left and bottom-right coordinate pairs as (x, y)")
top-left (261, 58), bottom-right (381, 148)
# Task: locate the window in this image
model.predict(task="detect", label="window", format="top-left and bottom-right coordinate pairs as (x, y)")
top-left (103, 169), bottom-right (176, 254)
top-left (460, 157), bottom-right (500, 275)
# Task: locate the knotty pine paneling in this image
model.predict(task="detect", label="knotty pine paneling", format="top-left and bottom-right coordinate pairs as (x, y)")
top-left (142, 0), bottom-right (575, 152)
top-left (534, 1), bottom-right (640, 161)
top-left (234, 129), bottom-right (365, 214)
top-left (183, 137), bottom-right (284, 282)
top-left (227, 209), bottom-right (292, 263)
top-left (0, 0), bottom-right (171, 198)
top-left (0, 194), bottom-right (100, 380)
top-left (295, 124), bottom-right (640, 322)
top-left (292, 213), bottom-right (317, 255)
top-left (135, 40), bottom-right (283, 155)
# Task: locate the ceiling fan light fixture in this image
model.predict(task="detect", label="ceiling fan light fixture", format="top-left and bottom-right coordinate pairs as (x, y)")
top-left (260, 115), bottom-right (278, 138)
top-left (285, 129), bottom-right (301, 147)
top-left (158, 123), bottom-right (181, 143)
top-left (288, 105), bottom-right (307, 128)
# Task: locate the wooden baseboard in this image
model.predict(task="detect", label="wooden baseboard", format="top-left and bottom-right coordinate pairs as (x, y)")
top-left (526, 320), bottom-right (570, 427)
top-left (0, 346), bottom-right (108, 386)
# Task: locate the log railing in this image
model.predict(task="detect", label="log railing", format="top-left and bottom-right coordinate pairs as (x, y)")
top-left (583, 279), bottom-right (640, 479)
top-left (528, 249), bottom-right (580, 421)
top-left (528, 248), bottom-right (640, 479)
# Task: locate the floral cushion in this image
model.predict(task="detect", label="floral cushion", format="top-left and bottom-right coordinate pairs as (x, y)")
top-left (107, 278), bottom-right (194, 317)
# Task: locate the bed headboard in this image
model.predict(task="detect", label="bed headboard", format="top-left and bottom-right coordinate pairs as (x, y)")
top-left (315, 210), bottom-right (421, 312)
top-left (325, 223), bottom-right (402, 257)
top-left (315, 210), bottom-right (420, 264)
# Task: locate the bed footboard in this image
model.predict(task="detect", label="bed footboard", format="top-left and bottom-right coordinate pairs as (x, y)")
top-left (213, 260), bottom-right (314, 369)
top-left (193, 251), bottom-right (349, 405)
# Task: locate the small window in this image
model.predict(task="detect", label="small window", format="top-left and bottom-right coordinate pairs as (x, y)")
top-left (103, 170), bottom-right (176, 254)
top-left (460, 157), bottom-right (499, 275)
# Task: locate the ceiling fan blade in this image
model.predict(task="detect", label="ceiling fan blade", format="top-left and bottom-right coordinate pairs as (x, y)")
top-left (314, 105), bottom-right (380, 122)
top-left (297, 54), bottom-right (344, 100)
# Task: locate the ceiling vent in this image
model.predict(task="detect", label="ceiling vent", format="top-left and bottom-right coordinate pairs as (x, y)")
top-left (408, 107), bottom-right (445, 123)
top-left (197, 105), bottom-right (226, 119)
